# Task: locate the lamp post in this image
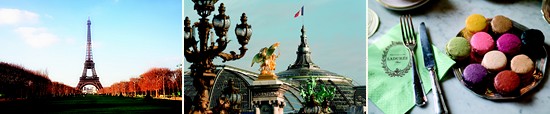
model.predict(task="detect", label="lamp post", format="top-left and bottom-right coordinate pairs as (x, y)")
top-left (184, 0), bottom-right (252, 113)
top-left (223, 79), bottom-right (242, 113)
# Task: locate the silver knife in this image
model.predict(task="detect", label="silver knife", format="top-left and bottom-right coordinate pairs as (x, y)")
top-left (420, 22), bottom-right (448, 114)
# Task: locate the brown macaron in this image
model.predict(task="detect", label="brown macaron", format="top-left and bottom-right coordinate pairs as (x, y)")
top-left (491, 15), bottom-right (513, 34)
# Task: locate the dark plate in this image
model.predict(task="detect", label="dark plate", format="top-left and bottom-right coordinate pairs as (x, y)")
top-left (453, 18), bottom-right (548, 100)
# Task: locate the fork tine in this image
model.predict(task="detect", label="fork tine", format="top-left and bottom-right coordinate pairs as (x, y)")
top-left (404, 15), bottom-right (411, 44)
top-left (408, 14), bottom-right (416, 44)
top-left (404, 15), bottom-right (410, 44)
top-left (399, 15), bottom-right (408, 44)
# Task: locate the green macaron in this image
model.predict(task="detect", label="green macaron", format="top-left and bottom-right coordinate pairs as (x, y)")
top-left (446, 37), bottom-right (471, 60)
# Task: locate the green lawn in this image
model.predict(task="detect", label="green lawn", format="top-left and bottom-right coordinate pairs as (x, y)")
top-left (0, 95), bottom-right (182, 114)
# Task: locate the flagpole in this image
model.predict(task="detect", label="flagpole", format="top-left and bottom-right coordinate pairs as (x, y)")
top-left (301, 1), bottom-right (304, 25)
top-left (302, 6), bottom-right (304, 25)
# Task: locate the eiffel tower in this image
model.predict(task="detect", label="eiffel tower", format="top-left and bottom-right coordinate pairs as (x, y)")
top-left (76, 18), bottom-right (103, 91)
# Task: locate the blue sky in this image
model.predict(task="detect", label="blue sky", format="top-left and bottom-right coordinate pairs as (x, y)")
top-left (183, 0), bottom-right (367, 85)
top-left (0, 0), bottom-right (182, 87)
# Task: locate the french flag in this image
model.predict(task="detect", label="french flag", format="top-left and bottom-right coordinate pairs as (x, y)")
top-left (294, 6), bottom-right (304, 18)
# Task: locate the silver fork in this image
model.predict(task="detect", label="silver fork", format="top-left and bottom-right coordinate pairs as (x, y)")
top-left (401, 14), bottom-right (427, 106)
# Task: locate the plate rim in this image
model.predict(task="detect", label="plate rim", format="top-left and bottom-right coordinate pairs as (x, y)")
top-left (376, 0), bottom-right (430, 11)
top-left (368, 8), bottom-right (380, 38)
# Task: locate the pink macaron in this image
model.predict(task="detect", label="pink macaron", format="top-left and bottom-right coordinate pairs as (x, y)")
top-left (470, 32), bottom-right (495, 55)
top-left (497, 33), bottom-right (522, 56)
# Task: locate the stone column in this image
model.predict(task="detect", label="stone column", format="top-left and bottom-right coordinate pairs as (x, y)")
top-left (250, 79), bottom-right (287, 114)
top-left (253, 101), bottom-right (260, 114)
top-left (276, 100), bottom-right (285, 114)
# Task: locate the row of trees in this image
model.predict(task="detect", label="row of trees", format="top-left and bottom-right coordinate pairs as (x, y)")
top-left (0, 61), bottom-right (183, 100)
top-left (99, 67), bottom-right (182, 98)
top-left (0, 62), bottom-right (80, 100)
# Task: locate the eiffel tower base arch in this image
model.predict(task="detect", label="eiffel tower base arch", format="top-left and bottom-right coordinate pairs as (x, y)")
top-left (77, 77), bottom-right (103, 92)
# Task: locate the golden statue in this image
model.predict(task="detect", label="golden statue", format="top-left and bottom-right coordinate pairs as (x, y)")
top-left (251, 42), bottom-right (280, 80)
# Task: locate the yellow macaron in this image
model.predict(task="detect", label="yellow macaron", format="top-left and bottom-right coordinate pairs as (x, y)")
top-left (465, 14), bottom-right (487, 33)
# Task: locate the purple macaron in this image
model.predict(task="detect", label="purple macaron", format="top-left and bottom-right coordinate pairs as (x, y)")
top-left (463, 63), bottom-right (488, 88)
top-left (497, 33), bottom-right (521, 56)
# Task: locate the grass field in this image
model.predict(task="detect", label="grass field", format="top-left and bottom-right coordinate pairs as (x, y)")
top-left (0, 95), bottom-right (182, 114)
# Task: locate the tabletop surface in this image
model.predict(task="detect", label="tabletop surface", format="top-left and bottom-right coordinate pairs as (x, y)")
top-left (368, 0), bottom-right (550, 113)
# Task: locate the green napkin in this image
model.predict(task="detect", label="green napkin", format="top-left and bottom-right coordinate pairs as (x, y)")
top-left (368, 24), bottom-right (455, 114)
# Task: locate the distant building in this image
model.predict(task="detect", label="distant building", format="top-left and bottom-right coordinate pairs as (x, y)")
top-left (82, 86), bottom-right (97, 94)
top-left (276, 25), bottom-right (365, 113)
top-left (184, 26), bottom-right (365, 113)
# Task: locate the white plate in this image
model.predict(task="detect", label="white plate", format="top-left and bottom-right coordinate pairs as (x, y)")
top-left (368, 8), bottom-right (379, 38)
top-left (376, 0), bottom-right (430, 11)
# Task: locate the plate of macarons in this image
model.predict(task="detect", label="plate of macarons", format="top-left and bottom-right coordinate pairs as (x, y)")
top-left (447, 14), bottom-right (547, 100)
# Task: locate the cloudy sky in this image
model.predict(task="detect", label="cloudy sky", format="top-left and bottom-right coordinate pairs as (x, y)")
top-left (183, 0), bottom-right (367, 85)
top-left (0, 0), bottom-right (181, 87)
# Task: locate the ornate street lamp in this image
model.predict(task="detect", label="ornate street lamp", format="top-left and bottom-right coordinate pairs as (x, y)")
top-left (224, 79), bottom-right (242, 114)
top-left (184, 0), bottom-right (251, 113)
top-left (192, 0), bottom-right (217, 17)
top-left (212, 4), bottom-right (230, 37)
top-left (213, 79), bottom-right (242, 114)
top-left (234, 13), bottom-right (252, 47)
